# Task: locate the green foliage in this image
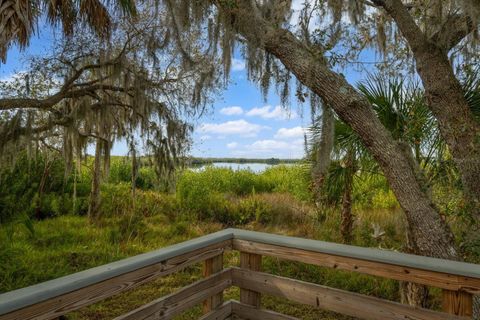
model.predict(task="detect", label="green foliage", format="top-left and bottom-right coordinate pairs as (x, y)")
top-left (260, 165), bottom-right (312, 202)
top-left (176, 165), bottom-right (312, 223)
top-left (238, 195), bottom-right (272, 224)
top-left (353, 174), bottom-right (399, 210)
top-left (0, 153), bottom-right (90, 222)
top-left (177, 166), bottom-right (271, 198)
top-left (100, 182), bottom-right (179, 219)
top-left (108, 158), bottom-right (159, 190)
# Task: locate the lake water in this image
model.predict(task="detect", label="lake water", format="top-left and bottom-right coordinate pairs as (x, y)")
top-left (192, 162), bottom-right (275, 173)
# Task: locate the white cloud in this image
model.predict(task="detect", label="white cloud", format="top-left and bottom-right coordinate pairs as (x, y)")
top-left (220, 106), bottom-right (243, 115)
top-left (231, 58), bottom-right (246, 71)
top-left (227, 142), bottom-right (238, 149)
top-left (246, 105), bottom-right (297, 120)
top-left (200, 135), bottom-right (212, 140)
top-left (250, 139), bottom-right (303, 151)
top-left (230, 138), bottom-right (305, 158)
top-left (274, 126), bottom-right (305, 139)
top-left (198, 120), bottom-right (265, 137)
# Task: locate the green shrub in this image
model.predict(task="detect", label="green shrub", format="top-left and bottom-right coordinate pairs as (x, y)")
top-left (100, 183), bottom-right (179, 219)
top-left (353, 174), bottom-right (400, 210)
top-left (108, 159), bottom-right (132, 184)
top-left (120, 214), bottom-right (146, 239)
top-left (262, 165), bottom-right (312, 202)
top-left (176, 166), bottom-right (272, 201)
top-left (238, 195), bottom-right (272, 224)
top-left (108, 158), bottom-right (158, 190)
top-left (0, 153), bottom-right (88, 222)
top-left (371, 189), bottom-right (398, 209)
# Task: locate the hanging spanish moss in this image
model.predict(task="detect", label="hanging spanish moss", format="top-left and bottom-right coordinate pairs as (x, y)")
top-left (0, 1), bottom-right (222, 199)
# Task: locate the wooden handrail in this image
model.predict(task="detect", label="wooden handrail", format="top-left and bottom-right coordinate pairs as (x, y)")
top-left (0, 230), bottom-right (232, 320)
top-left (231, 267), bottom-right (463, 320)
top-left (0, 228), bottom-right (479, 320)
top-left (231, 229), bottom-right (480, 287)
top-left (114, 269), bottom-right (231, 320)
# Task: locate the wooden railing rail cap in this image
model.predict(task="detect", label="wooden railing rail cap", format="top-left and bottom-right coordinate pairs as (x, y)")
top-left (0, 229), bottom-right (233, 316)
top-left (231, 229), bottom-right (480, 279)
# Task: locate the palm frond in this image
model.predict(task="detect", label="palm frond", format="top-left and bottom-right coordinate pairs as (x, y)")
top-left (462, 67), bottom-right (480, 121)
top-left (0, 0), bottom-right (36, 62)
top-left (80, 0), bottom-right (111, 37)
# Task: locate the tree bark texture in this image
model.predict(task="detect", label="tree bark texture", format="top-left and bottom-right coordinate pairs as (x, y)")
top-left (228, 2), bottom-right (458, 261)
top-left (379, 0), bottom-right (480, 218)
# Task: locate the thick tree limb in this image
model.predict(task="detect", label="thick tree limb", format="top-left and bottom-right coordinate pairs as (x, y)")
top-left (375, 0), bottom-right (480, 216)
top-left (0, 84), bottom-right (133, 110)
top-left (431, 14), bottom-right (475, 50)
top-left (372, 0), bottom-right (427, 51)
top-left (219, 0), bottom-right (459, 260)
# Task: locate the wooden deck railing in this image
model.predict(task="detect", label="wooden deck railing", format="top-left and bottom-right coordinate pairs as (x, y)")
top-left (1, 228), bottom-right (479, 320)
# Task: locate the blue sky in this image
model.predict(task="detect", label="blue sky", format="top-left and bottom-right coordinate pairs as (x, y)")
top-left (191, 62), bottom-right (310, 159)
top-left (1, 18), bottom-right (372, 160)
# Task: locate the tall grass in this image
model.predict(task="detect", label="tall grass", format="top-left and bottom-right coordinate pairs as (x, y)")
top-left (2, 162), bottom-right (445, 319)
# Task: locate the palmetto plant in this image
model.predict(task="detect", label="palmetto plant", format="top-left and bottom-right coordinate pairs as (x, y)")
top-left (0, 0), bottom-right (136, 62)
top-left (309, 74), bottom-right (442, 243)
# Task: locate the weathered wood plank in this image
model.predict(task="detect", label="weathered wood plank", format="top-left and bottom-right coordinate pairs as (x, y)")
top-left (0, 240), bottom-right (231, 320)
top-left (203, 254), bottom-right (224, 313)
top-left (239, 252), bottom-right (262, 308)
top-left (115, 269), bottom-right (232, 320)
top-left (199, 300), bottom-right (232, 320)
top-left (233, 239), bottom-right (480, 294)
top-left (232, 229), bottom-right (480, 282)
top-left (442, 290), bottom-right (473, 317)
top-left (231, 301), bottom-right (299, 320)
top-left (231, 268), bottom-right (467, 320)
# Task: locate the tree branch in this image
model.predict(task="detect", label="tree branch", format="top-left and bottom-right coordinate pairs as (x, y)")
top-left (431, 14), bottom-right (476, 50)
top-left (376, 0), bottom-right (478, 52)
top-left (372, 0), bottom-right (428, 53)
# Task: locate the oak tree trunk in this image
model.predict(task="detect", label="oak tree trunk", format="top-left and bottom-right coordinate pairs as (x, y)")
top-left (227, 2), bottom-right (458, 262)
top-left (263, 31), bottom-right (457, 259)
top-left (379, 0), bottom-right (480, 218)
top-left (400, 229), bottom-right (430, 307)
top-left (377, 2), bottom-right (480, 311)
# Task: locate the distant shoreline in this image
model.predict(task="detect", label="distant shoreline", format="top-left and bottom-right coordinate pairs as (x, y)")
top-left (187, 157), bottom-right (302, 165)
top-left (96, 155), bottom-right (302, 166)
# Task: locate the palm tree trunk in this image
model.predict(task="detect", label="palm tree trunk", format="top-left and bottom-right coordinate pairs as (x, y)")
top-left (313, 105), bottom-right (335, 198)
top-left (88, 138), bottom-right (102, 220)
top-left (340, 150), bottom-right (355, 244)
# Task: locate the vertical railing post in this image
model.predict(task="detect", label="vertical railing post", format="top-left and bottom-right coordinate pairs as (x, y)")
top-left (202, 253), bottom-right (224, 314)
top-left (240, 252), bottom-right (262, 308)
top-left (442, 289), bottom-right (473, 317)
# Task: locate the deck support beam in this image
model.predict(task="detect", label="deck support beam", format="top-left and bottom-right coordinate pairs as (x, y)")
top-left (442, 289), bottom-right (472, 317)
top-left (239, 252), bottom-right (262, 308)
top-left (203, 253), bottom-right (224, 314)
